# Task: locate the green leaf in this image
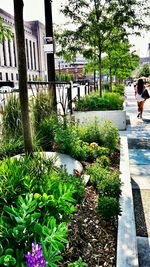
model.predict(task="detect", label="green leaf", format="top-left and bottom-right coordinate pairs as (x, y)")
top-left (30, 212), bottom-right (41, 220)
top-left (49, 217), bottom-right (56, 231)
top-left (42, 225), bottom-right (50, 236)
top-left (34, 223), bottom-right (43, 234)
top-left (5, 248), bottom-right (13, 255)
top-left (0, 244), bottom-right (3, 256)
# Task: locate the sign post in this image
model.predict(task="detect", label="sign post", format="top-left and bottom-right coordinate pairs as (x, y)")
top-left (43, 36), bottom-right (54, 53)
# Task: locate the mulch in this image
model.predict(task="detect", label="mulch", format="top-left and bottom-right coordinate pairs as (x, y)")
top-left (133, 189), bottom-right (150, 237)
top-left (59, 186), bottom-right (117, 267)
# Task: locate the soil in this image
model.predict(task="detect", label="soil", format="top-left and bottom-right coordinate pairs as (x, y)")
top-left (133, 189), bottom-right (150, 237)
top-left (59, 186), bottom-right (117, 267)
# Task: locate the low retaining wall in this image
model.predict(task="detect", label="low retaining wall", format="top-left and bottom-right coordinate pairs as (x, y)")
top-left (73, 110), bottom-right (126, 130)
top-left (116, 136), bottom-right (139, 267)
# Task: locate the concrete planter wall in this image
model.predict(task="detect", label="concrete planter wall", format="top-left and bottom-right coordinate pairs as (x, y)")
top-left (73, 110), bottom-right (126, 130)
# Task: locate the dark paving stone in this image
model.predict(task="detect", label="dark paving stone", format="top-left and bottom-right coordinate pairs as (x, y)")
top-left (128, 138), bottom-right (150, 149)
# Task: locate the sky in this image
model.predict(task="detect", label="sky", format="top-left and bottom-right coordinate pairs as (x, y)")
top-left (0, 0), bottom-right (150, 57)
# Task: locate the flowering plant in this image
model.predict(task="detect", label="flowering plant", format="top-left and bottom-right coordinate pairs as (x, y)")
top-left (25, 243), bottom-right (46, 267)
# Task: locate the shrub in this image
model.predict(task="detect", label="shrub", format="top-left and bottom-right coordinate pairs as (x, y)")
top-left (112, 84), bottom-right (124, 95)
top-left (75, 92), bottom-right (124, 111)
top-left (98, 171), bottom-right (122, 198)
top-left (103, 92), bottom-right (124, 110)
top-left (96, 155), bottom-right (110, 168)
top-left (87, 162), bottom-right (111, 187)
top-left (98, 120), bottom-right (119, 151)
top-left (98, 196), bottom-right (121, 219)
top-left (77, 120), bottom-right (102, 144)
top-left (76, 120), bottom-right (119, 152)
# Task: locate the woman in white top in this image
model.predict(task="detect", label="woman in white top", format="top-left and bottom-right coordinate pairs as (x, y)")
top-left (135, 79), bottom-right (145, 119)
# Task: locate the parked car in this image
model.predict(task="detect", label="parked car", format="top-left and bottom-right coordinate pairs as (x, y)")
top-left (0, 86), bottom-right (13, 93)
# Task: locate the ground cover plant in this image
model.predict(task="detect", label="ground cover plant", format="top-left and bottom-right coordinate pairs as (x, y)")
top-left (0, 93), bottom-right (121, 266)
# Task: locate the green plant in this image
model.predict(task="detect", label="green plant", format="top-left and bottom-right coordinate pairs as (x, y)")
top-left (1, 193), bottom-right (71, 266)
top-left (35, 217), bottom-right (68, 266)
top-left (0, 157), bottom-right (27, 206)
top-left (96, 155), bottom-right (110, 168)
top-left (0, 254), bottom-right (16, 266)
top-left (98, 196), bottom-right (121, 219)
top-left (56, 171), bottom-right (85, 203)
top-left (87, 162), bottom-right (111, 187)
top-left (75, 92), bottom-right (124, 111)
top-left (98, 120), bottom-right (119, 151)
top-left (76, 120), bottom-right (119, 152)
top-left (34, 181), bottom-right (77, 222)
top-left (2, 194), bottom-right (40, 244)
top-left (37, 115), bottom-right (59, 150)
top-left (98, 171), bottom-right (122, 198)
top-left (2, 95), bottom-right (22, 139)
top-left (0, 137), bottom-right (24, 159)
top-left (68, 257), bottom-right (87, 267)
top-left (112, 84), bottom-right (124, 95)
top-left (32, 91), bottom-right (53, 133)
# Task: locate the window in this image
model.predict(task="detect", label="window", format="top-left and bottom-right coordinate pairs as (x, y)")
top-left (16, 73), bottom-right (18, 80)
top-left (13, 40), bottom-right (17, 67)
top-left (3, 40), bottom-right (6, 66)
top-left (33, 42), bottom-right (37, 70)
top-left (8, 40), bottom-right (12, 67)
top-left (6, 73), bottom-right (8, 81)
top-left (25, 39), bottom-right (29, 69)
top-left (0, 72), bottom-right (2, 80)
top-left (29, 40), bottom-right (33, 70)
top-left (11, 73), bottom-right (14, 80)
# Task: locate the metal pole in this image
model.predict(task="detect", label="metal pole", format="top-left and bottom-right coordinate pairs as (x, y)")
top-left (44, 0), bottom-right (56, 106)
top-left (44, 0), bottom-right (55, 82)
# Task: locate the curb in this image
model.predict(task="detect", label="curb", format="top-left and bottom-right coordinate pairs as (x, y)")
top-left (116, 136), bottom-right (139, 267)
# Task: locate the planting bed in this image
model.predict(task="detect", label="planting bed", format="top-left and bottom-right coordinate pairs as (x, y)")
top-left (60, 186), bottom-right (117, 267)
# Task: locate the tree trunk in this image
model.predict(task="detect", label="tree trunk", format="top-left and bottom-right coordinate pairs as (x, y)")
top-left (109, 67), bottom-right (112, 92)
top-left (13, 0), bottom-right (33, 154)
top-left (98, 49), bottom-right (102, 97)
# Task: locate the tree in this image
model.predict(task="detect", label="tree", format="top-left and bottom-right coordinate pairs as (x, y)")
top-left (0, 17), bottom-right (14, 42)
top-left (137, 64), bottom-right (150, 78)
top-left (103, 31), bottom-right (140, 89)
top-left (56, 0), bottom-right (150, 96)
top-left (13, 0), bottom-right (33, 154)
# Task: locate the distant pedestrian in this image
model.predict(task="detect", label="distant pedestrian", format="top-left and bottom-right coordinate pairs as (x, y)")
top-left (135, 78), bottom-right (149, 118)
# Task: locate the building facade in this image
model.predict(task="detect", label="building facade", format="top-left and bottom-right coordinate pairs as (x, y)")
top-left (0, 8), bottom-right (47, 85)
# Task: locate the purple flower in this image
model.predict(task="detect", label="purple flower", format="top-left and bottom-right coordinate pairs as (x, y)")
top-left (25, 242), bottom-right (46, 267)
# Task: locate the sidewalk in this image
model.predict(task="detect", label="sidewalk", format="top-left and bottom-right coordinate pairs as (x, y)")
top-left (120, 85), bottom-right (150, 267)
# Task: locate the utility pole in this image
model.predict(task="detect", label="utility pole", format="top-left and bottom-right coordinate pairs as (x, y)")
top-left (44, 0), bottom-right (56, 106)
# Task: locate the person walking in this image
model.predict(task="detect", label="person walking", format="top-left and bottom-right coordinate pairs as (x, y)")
top-left (135, 78), bottom-right (149, 119)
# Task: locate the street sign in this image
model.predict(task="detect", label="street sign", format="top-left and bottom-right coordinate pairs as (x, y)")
top-left (43, 36), bottom-right (54, 53)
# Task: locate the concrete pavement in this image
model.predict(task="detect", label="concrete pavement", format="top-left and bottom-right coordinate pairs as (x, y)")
top-left (120, 85), bottom-right (150, 267)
